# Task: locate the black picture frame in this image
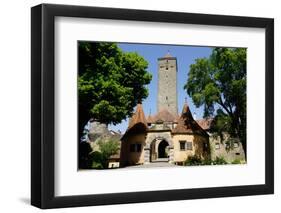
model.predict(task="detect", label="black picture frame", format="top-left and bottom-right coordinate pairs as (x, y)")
top-left (31, 3), bottom-right (274, 209)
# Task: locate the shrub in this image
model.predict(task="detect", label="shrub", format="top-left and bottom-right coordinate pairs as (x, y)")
top-left (213, 157), bottom-right (227, 165)
top-left (90, 151), bottom-right (104, 169)
top-left (184, 155), bottom-right (228, 166)
top-left (90, 139), bottom-right (120, 169)
top-left (202, 158), bottom-right (213, 165)
top-left (231, 159), bottom-right (241, 164)
top-left (185, 155), bottom-right (203, 166)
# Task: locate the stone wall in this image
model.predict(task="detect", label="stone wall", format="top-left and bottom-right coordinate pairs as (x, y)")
top-left (209, 133), bottom-right (246, 163)
top-left (157, 58), bottom-right (178, 115)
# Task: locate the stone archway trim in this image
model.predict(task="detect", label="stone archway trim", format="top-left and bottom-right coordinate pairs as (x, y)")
top-left (144, 132), bottom-right (174, 164)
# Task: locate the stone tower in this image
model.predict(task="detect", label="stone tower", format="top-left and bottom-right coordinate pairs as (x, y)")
top-left (157, 52), bottom-right (178, 115)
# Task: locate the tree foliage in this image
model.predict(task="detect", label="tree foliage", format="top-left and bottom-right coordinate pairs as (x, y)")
top-left (78, 42), bottom-right (152, 134)
top-left (90, 139), bottom-right (120, 169)
top-left (185, 48), bottom-right (246, 153)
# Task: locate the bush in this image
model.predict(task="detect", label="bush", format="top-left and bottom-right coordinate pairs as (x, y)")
top-left (92, 161), bottom-right (104, 169)
top-left (213, 157), bottom-right (227, 165)
top-left (89, 139), bottom-right (120, 169)
top-left (202, 158), bottom-right (213, 165)
top-left (184, 155), bottom-right (228, 166)
top-left (231, 159), bottom-right (241, 164)
top-left (184, 155), bottom-right (203, 166)
top-left (90, 151), bottom-right (105, 169)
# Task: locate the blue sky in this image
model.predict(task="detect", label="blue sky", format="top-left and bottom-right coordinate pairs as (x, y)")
top-left (109, 43), bottom-right (213, 133)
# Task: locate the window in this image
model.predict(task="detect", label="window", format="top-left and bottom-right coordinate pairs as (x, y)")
top-left (130, 143), bottom-right (142, 152)
top-left (179, 141), bottom-right (186, 151)
top-left (136, 144), bottom-right (141, 152)
top-left (215, 143), bottom-right (220, 149)
top-left (179, 141), bottom-right (192, 151)
top-left (166, 66), bottom-right (169, 70)
top-left (186, 142), bottom-right (192, 150)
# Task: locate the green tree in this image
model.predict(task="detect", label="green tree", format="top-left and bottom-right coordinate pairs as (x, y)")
top-left (90, 139), bottom-right (120, 169)
top-left (184, 48), bottom-right (246, 156)
top-left (79, 42), bottom-right (152, 136)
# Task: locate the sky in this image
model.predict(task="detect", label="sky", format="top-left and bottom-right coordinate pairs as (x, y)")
top-left (108, 43), bottom-right (213, 133)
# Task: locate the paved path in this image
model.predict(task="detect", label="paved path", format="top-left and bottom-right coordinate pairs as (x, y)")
top-left (122, 161), bottom-right (179, 169)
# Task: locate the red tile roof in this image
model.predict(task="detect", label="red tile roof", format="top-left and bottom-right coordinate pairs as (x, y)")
top-left (147, 109), bottom-right (178, 123)
top-left (196, 118), bottom-right (213, 130)
top-left (122, 104), bottom-right (148, 139)
top-left (172, 103), bottom-right (208, 136)
top-left (127, 103), bottom-right (147, 129)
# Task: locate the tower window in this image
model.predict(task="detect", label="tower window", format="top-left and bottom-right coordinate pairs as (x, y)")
top-left (166, 96), bottom-right (168, 100)
top-left (166, 66), bottom-right (168, 70)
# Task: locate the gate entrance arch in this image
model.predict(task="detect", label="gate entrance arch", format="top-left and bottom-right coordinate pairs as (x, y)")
top-left (144, 133), bottom-right (174, 164)
top-left (158, 140), bottom-right (169, 158)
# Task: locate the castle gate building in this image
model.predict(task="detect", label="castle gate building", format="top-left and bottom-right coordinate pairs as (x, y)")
top-left (120, 53), bottom-right (210, 167)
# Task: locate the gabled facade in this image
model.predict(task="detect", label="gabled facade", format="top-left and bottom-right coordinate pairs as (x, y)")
top-left (120, 102), bottom-right (210, 166)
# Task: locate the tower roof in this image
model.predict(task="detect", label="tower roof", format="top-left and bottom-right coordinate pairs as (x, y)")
top-left (172, 102), bottom-right (208, 136)
top-left (122, 104), bottom-right (147, 139)
top-left (127, 103), bottom-right (147, 129)
top-left (158, 51), bottom-right (176, 60)
top-left (163, 51), bottom-right (173, 58)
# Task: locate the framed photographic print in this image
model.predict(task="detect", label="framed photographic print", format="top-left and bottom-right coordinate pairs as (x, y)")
top-left (31, 3), bottom-right (274, 209)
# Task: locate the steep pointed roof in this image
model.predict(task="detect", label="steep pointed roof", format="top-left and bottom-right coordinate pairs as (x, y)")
top-left (172, 103), bottom-right (208, 136)
top-left (127, 103), bottom-right (147, 129)
top-left (122, 104), bottom-right (147, 139)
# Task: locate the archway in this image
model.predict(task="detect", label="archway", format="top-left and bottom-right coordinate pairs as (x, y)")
top-left (144, 134), bottom-right (174, 164)
top-left (158, 140), bottom-right (169, 158)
